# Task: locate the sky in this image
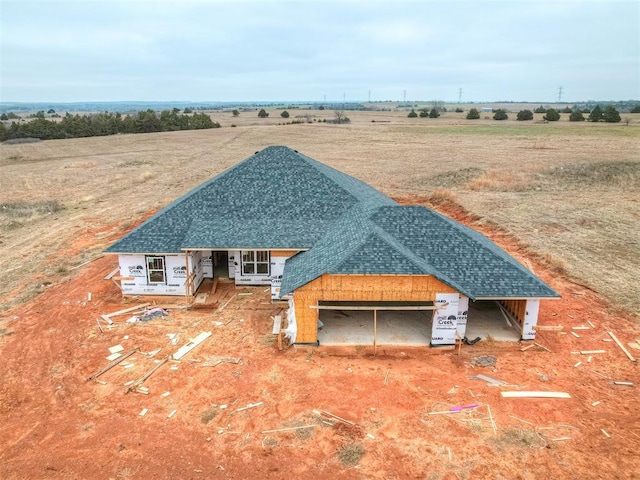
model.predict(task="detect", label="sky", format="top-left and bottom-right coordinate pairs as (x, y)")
top-left (1, 0), bottom-right (638, 103)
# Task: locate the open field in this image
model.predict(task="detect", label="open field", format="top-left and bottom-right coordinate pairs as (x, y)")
top-left (1, 110), bottom-right (639, 313)
top-left (1, 110), bottom-right (639, 478)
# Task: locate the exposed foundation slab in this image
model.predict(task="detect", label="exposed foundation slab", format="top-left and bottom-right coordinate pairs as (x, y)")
top-left (318, 301), bottom-right (521, 347)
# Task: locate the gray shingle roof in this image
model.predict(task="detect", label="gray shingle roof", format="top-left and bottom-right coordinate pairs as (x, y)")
top-left (279, 205), bottom-right (559, 300)
top-left (106, 145), bottom-right (558, 300)
top-left (105, 146), bottom-right (394, 253)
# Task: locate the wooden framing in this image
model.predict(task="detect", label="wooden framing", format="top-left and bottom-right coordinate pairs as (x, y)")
top-left (293, 274), bottom-right (457, 344)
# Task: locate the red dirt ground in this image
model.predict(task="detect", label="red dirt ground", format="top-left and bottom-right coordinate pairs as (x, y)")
top-left (1, 204), bottom-right (639, 480)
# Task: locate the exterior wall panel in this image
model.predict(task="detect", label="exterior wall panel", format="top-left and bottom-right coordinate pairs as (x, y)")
top-left (293, 274), bottom-right (458, 344)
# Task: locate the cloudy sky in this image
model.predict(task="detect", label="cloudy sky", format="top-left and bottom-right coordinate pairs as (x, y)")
top-left (1, 0), bottom-right (638, 103)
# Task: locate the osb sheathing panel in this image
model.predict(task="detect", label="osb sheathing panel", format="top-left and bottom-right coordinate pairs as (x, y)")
top-left (270, 250), bottom-right (299, 258)
top-left (293, 274), bottom-right (458, 344)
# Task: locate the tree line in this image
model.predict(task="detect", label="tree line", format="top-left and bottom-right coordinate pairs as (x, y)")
top-left (0, 108), bottom-right (220, 142)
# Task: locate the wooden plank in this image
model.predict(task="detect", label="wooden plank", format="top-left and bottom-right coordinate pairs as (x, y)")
top-left (501, 391), bottom-right (571, 399)
top-left (104, 266), bottom-right (120, 280)
top-left (87, 349), bottom-right (138, 381)
top-left (272, 315), bottom-right (282, 334)
top-left (533, 325), bottom-right (564, 331)
top-left (104, 303), bottom-right (151, 318)
top-left (608, 331), bottom-right (636, 362)
top-left (172, 331), bottom-right (212, 360)
top-left (126, 356), bottom-right (169, 393)
top-left (261, 425), bottom-right (316, 434)
top-left (580, 350), bottom-right (606, 354)
top-left (571, 332), bottom-right (581, 338)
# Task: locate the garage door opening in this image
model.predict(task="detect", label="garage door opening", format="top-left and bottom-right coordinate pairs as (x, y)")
top-left (316, 301), bottom-right (436, 349)
top-left (316, 300), bottom-right (522, 348)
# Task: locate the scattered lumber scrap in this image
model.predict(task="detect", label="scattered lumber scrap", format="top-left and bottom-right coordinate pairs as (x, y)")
top-left (126, 356), bottom-right (169, 393)
top-left (236, 402), bottom-right (263, 413)
top-left (501, 391), bottom-right (571, 399)
top-left (172, 331), bottom-right (212, 360)
top-left (469, 374), bottom-right (508, 387)
top-left (87, 348), bottom-right (138, 382)
top-left (613, 381), bottom-right (634, 387)
top-left (261, 425), bottom-right (316, 434)
top-left (101, 304), bottom-right (151, 326)
top-left (312, 409), bottom-right (356, 426)
top-left (533, 325), bottom-right (564, 331)
top-left (608, 331), bottom-right (636, 362)
top-left (580, 350), bottom-right (605, 355)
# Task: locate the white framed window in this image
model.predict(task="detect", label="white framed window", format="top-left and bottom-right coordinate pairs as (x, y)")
top-left (146, 256), bottom-right (166, 283)
top-left (241, 250), bottom-right (270, 276)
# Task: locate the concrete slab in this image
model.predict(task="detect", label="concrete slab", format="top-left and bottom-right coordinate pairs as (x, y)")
top-left (318, 301), bottom-right (521, 346)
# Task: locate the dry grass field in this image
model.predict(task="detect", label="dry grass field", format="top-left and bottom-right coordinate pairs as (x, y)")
top-left (1, 109), bottom-right (639, 479)
top-left (1, 109), bottom-right (639, 314)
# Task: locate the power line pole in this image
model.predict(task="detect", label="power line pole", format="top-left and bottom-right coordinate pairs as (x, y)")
top-left (557, 86), bottom-right (563, 102)
top-left (458, 88), bottom-right (463, 103)
top-left (403, 90), bottom-right (406, 104)
top-left (368, 90), bottom-right (371, 103)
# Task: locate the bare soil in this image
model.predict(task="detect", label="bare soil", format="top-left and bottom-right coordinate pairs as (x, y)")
top-left (1, 111), bottom-right (639, 478)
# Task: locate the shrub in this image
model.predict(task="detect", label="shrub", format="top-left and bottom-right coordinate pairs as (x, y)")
top-left (419, 108), bottom-right (429, 118)
top-left (534, 105), bottom-right (547, 113)
top-left (407, 109), bottom-right (417, 118)
top-left (280, 110), bottom-right (289, 118)
top-left (603, 105), bottom-right (621, 123)
top-left (588, 105), bottom-right (603, 122)
top-left (429, 108), bottom-right (440, 118)
top-left (561, 106), bottom-right (573, 113)
top-left (337, 443), bottom-right (364, 467)
top-left (516, 110), bottom-right (534, 121)
top-left (466, 108), bottom-right (480, 120)
top-left (455, 107), bottom-right (464, 113)
top-left (569, 111), bottom-right (585, 122)
top-left (543, 109), bottom-right (560, 121)
top-left (493, 109), bottom-right (508, 120)
top-left (258, 109), bottom-right (269, 118)
top-left (232, 109), bottom-right (239, 117)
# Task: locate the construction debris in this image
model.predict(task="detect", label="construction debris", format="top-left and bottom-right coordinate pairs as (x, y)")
top-left (312, 409), bottom-right (356, 426)
top-left (469, 374), bottom-right (508, 386)
top-left (608, 331), bottom-right (636, 362)
top-left (126, 356), bottom-right (169, 393)
top-left (236, 402), bottom-right (264, 413)
top-left (261, 425), bottom-right (316, 434)
top-left (87, 348), bottom-right (138, 382)
top-left (501, 391), bottom-right (571, 399)
top-left (471, 356), bottom-right (497, 367)
top-left (172, 331), bottom-right (212, 360)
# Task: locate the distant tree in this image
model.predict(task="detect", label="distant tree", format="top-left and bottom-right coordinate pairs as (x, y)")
top-left (630, 105), bottom-right (640, 113)
top-left (588, 105), bottom-right (603, 122)
top-left (183, 107), bottom-right (193, 114)
top-left (493, 109), bottom-right (508, 120)
top-left (569, 111), bottom-right (585, 122)
top-left (466, 108), bottom-right (480, 120)
top-left (258, 108), bottom-right (269, 118)
top-left (516, 110), bottom-right (534, 121)
top-left (0, 121), bottom-right (6, 142)
top-left (232, 109), bottom-right (240, 117)
top-left (0, 113), bottom-right (8, 121)
top-left (280, 110), bottom-right (290, 118)
top-left (603, 105), bottom-right (621, 123)
top-left (428, 108), bottom-right (440, 118)
top-left (543, 109), bottom-right (560, 121)
top-left (561, 106), bottom-right (573, 113)
top-left (534, 105), bottom-right (547, 114)
top-left (333, 110), bottom-right (350, 123)
top-left (407, 109), bottom-right (418, 118)
top-left (318, 105), bottom-right (325, 110)
top-left (419, 108), bottom-right (429, 118)
top-left (455, 107), bottom-right (464, 113)
top-left (47, 108), bottom-right (56, 114)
